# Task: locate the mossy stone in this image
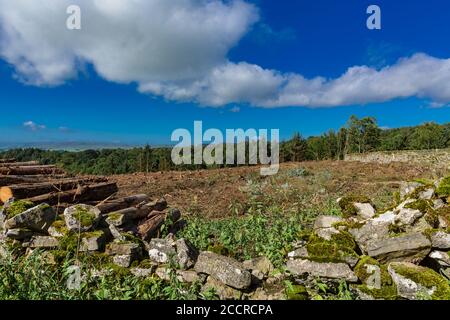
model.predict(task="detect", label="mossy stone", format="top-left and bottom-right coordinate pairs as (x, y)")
top-left (338, 195), bottom-right (372, 218)
top-left (354, 256), bottom-right (398, 300)
top-left (306, 231), bottom-right (359, 264)
top-left (436, 176), bottom-right (450, 198)
top-left (5, 200), bottom-right (35, 218)
top-left (390, 263), bottom-right (450, 300)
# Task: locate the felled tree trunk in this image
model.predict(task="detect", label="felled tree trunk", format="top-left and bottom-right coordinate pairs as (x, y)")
top-left (0, 161), bottom-right (39, 167)
top-left (0, 174), bottom-right (68, 187)
top-left (0, 177), bottom-right (108, 202)
top-left (0, 158), bottom-right (16, 163)
top-left (0, 165), bottom-right (64, 175)
top-left (26, 182), bottom-right (118, 205)
top-left (94, 194), bottom-right (150, 213)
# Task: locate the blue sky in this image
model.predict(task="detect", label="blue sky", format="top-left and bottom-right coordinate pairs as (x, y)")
top-left (0, 0), bottom-right (449, 147)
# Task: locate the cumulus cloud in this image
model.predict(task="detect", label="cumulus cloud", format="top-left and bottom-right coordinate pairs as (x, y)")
top-left (0, 0), bottom-right (258, 85)
top-left (23, 121), bottom-right (46, 131)
top-left (1, 1), bottom-right (449, 108)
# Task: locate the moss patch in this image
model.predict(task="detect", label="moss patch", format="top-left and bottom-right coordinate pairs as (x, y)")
top-left (5, 200), bottom-right (35, 218)
top-left (404, 199), bottom-right (434, 213)
top-left (435, 206), bottom-right (450, 227)
top-left (332, 220), bottom-right (365, 230)
top-left (306, 231), bottom-right (359, 264)
top-left (354, 256), bottom-right (398, 300)
top-left (338, 195), bottom-right (372, 218)
top-left (391, 263), bottom-right (450, 300)
top-left (50, 220), bottom-right (69, 235)
top-left (285, 283), bottom-right (309, 300)
top-left (436, 176), bottom-right (450, 198)
top-left (73, 206), bottom-right (96, 227)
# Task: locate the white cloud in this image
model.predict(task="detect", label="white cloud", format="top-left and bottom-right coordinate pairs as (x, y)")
top-left (1, 1), bottom-right (450, 108)
top-left (0, 0), bottom-right (258, 85)
top-left (230, 106), bottom-right (241, 113)
top-left (23, 121), bottom-right (46, 131)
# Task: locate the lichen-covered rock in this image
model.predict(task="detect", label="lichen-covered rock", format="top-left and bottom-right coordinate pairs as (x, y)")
top-left (148, 238), bottom-right (177, 264)
top-left (243, 256), bottom-right (274, 277)
top-left (80, 231), bottom-right (107, 252)
top-left (287, 247), bottom-right (309, 260)
top-left (64, 204), bottom-right (101, 232)
top-left (202, 276), bottom-right (242, 300)
top-left (313, 215), bottom-right (342, 230)
top-left (337, 195), bottom-right (372, 218)
top-left (305, 231), bottom-right (359, 267)
top-left (366, 232), bottom-right (431, 264)
top-left (349, 212), bottom-right (394, 253)
top-left (130, 266), bottom-right (157, 278)
top-left (353, 256), bottom-right (398, 300)
top-left (106, 241), bottom-right (143, 258)
top-left (417, 188), bottom-right (434, 200)
top-left (430, 231), bottom-right (450, 250)
top-left (175, 238), bottom-right (198, 270)
top-left (105, 212), bottom-right (130, 227)
top-left (194, 251), bottom-right (252, 290)
top-left (388, 262), bottom-right (450, 300)
top-left (27, 236), bottom-right (59, 248)
top-left (394, 207), bottom-right (424, 227)
top-left (400, 181), bottom-right (422, 199)
top-left (4, 203), bottom-right (54, 232)
top-left (113, 254), bottom-right (135, 268)
top-left (249, 286), bottom-right (286, 300)
top-left (155, 267), bottom-right (201, 283)
top-left (354, 203), bottom-right (376, 219)
top-left (428, 250), bottom-right (450, 268)
top-left (286, 259), bottom-right (358, 282)
top-left (48, 220), bottom-right (68, 237)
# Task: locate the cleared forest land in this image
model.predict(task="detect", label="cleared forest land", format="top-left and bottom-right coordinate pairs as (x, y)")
top-left (113, 160), bottom-right (446, 219)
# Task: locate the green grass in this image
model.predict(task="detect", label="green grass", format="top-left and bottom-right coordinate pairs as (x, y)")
top-left (178, 211), bottom-right (313, 267)
top-left (0, 248), bottom-right (204, 300)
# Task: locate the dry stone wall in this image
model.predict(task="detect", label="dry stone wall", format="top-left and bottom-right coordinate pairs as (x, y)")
top-left (344, 149), bottom-right (450, 168)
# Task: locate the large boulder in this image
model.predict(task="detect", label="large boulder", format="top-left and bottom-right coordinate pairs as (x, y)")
top-left (64, 204), bottom-right (101, 232)
top-left (4, 203), bottom-right (55, 232)
top-left (286, 259), bottom-right (358, 282)
top-left (366, 232), bottom-right (431, 264)
top-left (388, 262), bottom-right (450, 300)
top-left (194, 251), bottom-right (252, 290)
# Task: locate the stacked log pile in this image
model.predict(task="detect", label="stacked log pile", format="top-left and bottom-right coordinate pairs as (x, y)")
top-left (0, 159), bottom-right (118, 206)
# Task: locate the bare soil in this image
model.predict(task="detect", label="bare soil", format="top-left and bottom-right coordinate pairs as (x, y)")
top-left (111, 161), bottom-right (447, 218)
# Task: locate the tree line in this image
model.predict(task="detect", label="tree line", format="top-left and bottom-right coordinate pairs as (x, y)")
top-left (1, 116), bottom-right (449, 175)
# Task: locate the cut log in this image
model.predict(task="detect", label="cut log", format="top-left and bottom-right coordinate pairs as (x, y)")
top-left (0, 177), bottom-right (109, 202)
top-left (137, 211), bottom-right (166, 240)
top-left (105, 206), bottom-right (151, 221)
top-left (0, 174), bottom-right (68, 187)
top-left (0, 161), bottom-right (39, 167)
top-left (0, 165), bottom-right (64, 175)
top-left (0, 158), bottom-right (16, 163)
top-left (94, 194), bottom-right (150, 213)
top-left (26, 182), bottom-right (118, 205)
